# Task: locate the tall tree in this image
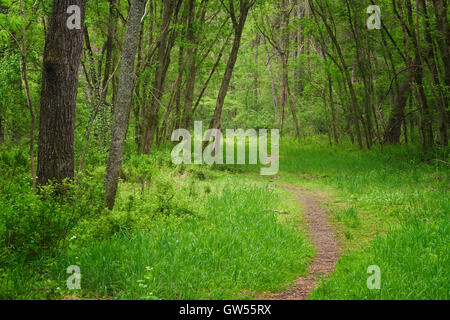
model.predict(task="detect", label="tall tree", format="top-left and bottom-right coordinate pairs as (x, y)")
top-left (420, 0), bottom-right (448, 146)
top-left (143, 0), bottom-right (181, 154)
top-left (37, 0), bottom-right (86, 186)
top-left (206, 0), bottom-right (256, 138)
top-left (105, 0), bottom-right (146, 210)
top-left (309, 0), bottom-right (364, 149)
top-left (181, 0), bottom-right (209, 130)
top-left (20, 0), bottom-right (36, 189)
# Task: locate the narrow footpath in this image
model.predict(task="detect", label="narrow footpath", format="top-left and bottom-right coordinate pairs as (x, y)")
top-left (268, 183), bottom-right (340, 300)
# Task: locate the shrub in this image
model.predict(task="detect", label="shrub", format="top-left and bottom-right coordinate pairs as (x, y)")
top-left (0, 176), bottom-right (104, 263)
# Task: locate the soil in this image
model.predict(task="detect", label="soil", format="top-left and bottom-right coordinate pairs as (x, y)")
top-left (267, 183), bottom-right (340, 300)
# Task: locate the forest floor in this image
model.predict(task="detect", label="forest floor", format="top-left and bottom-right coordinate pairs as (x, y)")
top-left (0, 136), bottom-right (448, 299)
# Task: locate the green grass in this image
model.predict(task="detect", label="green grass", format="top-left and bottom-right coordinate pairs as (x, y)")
top-left (52, 183), bottom-right (312, 299)
top-left (275, 136), bottom-right (449, 300)
top-left (310, 215), bottom-right (449, 299)
top-left (1, 136), bottom-right (448, 300)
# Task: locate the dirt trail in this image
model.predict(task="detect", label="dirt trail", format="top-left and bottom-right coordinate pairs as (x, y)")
top-left (267, 183), bottom-right (340, 300)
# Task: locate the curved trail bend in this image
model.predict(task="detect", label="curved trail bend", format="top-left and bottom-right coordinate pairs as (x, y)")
top-left (268, 183), bottom-right (340, 300)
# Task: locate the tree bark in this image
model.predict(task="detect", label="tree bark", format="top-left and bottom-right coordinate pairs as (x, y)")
top-left (168, 45), bottom-right (185, 136)
top-left (181, 0), bottom-right (197, 130)
top-left (37, 0), bottom-right (86, 186)
top-left (384, 76), bottom-right (410, 144)
top-left (20, 0), bottom-right (36, 189)
top-left (420, 0), bottom-right (448, 146)
top-left (432, 0), bottom-right (450, 105)
top-left (143, 0), bottom-right (179, 154)
top-left (411, 0), bottom-right (433, 149)
top-left (102, 0), bottom-right (119, 103)
top-left (105, 0), bottom-right (146, 210)
top-left (327, 72), bottom-right (339, 144)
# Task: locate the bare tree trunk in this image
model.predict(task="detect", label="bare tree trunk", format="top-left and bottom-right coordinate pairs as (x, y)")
top-left (384, 76), bottom-right (411, 144)
top-left (262, 35), bottom-right (279, 113)
top-left (208, 30), bottom-right (243, 132)
top-left (411, 0), bottom-right (433, 148)
top-left (252, 34), bottom-right (260, 109)
top-left (102, 0), bottom-right (119, 103)
top-left (420, 0), bottom-right (448, 146)
top-left (309, 0), bottom-right (363, 149)
top-left (105, 0), bottom-right (145, 210)
top-left (20, 0), bottom-right (36, 189)
top-left (192, 33), bottom-right (231, 114)
top-left (287, 82), bottom-right (301, 139)
top-left (77, 27), bottom-right (117, 178)
top-left (144, 0), bottom-right (179, 154)
top-left (167, 44), bottom-right (185, 138)
top-left (322, 83), bottom-right (332, 145)
top-left (280, 0), bottom-right (300, 139)
top-left (279, 0), bottom-right (289, 136)
top-left (327, 73), bottom-right (339, 144)
top-left (345, 0), bottom-right (373, 148)
top-left (181, 0), bottom-right (197, 130)
top-left (432, 0), bottom-right (450, 106)
top-left (336, 75), bottom-right (354, 144)
top-left (206, 0), bottom-right (255, 137)
top-left (37, 0), bottom-right (86, 187)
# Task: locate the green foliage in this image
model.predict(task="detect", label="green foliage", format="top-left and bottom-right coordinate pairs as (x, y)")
top-left (279, 137), bottom-right (449, 300)
top-left (334, 207), bottom-right (361, 229)
top-left (0, 147), bottom-right (105, 262)
top-left (0, 53), bottom-right (28, 140)
top-left (311, 215), bottom-right (449, 299)
top-left (0, 0), bottom-right (449, 301)
top-left (53, 184), bottom-right (312, 299)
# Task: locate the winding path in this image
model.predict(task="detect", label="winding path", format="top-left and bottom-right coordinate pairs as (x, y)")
top-left (268, 183), bottom-right (340, 300)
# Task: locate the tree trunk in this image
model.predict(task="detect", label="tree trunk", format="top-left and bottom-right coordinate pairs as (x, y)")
top-left (168, 44), bottom-right (185, 137)
top-left (37, 0), bottom-right (86, 186)
top-left (192, 33), bottom-right (231, 114)
top-left (208, 29), bottom-right (243, 132)
top-left (105, 0), bottom-right (145, 210)
top-left (102, 0), bottom-right (119, 103)
top-left (263, 35), bottom-right (279, 113)
top-left (207, 1), bottom-right (254, 135)
top-left (411, 0), bottom-right (433, 149)
top-left (181, 0), bottom-right (197, 130)
top-left (252, 34), bottom-right (260, 109)
top-left (309, 0), bottom-right (364, 149)
top-left (20, 0), bottom-right (36, 189)
top-left (328, 73), bottom-right (339, 144)
top-left (432, 0), bottom-right (450, 106)
top-left (143, 0), bottom-right (179, 154)
top-left (420, 0), bottom-right (448, 146)
top-left (384, 76), bottom-right (410, 144)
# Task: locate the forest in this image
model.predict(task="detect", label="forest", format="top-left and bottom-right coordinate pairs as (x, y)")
top-left (0, 0), bottom-right (448, 300)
